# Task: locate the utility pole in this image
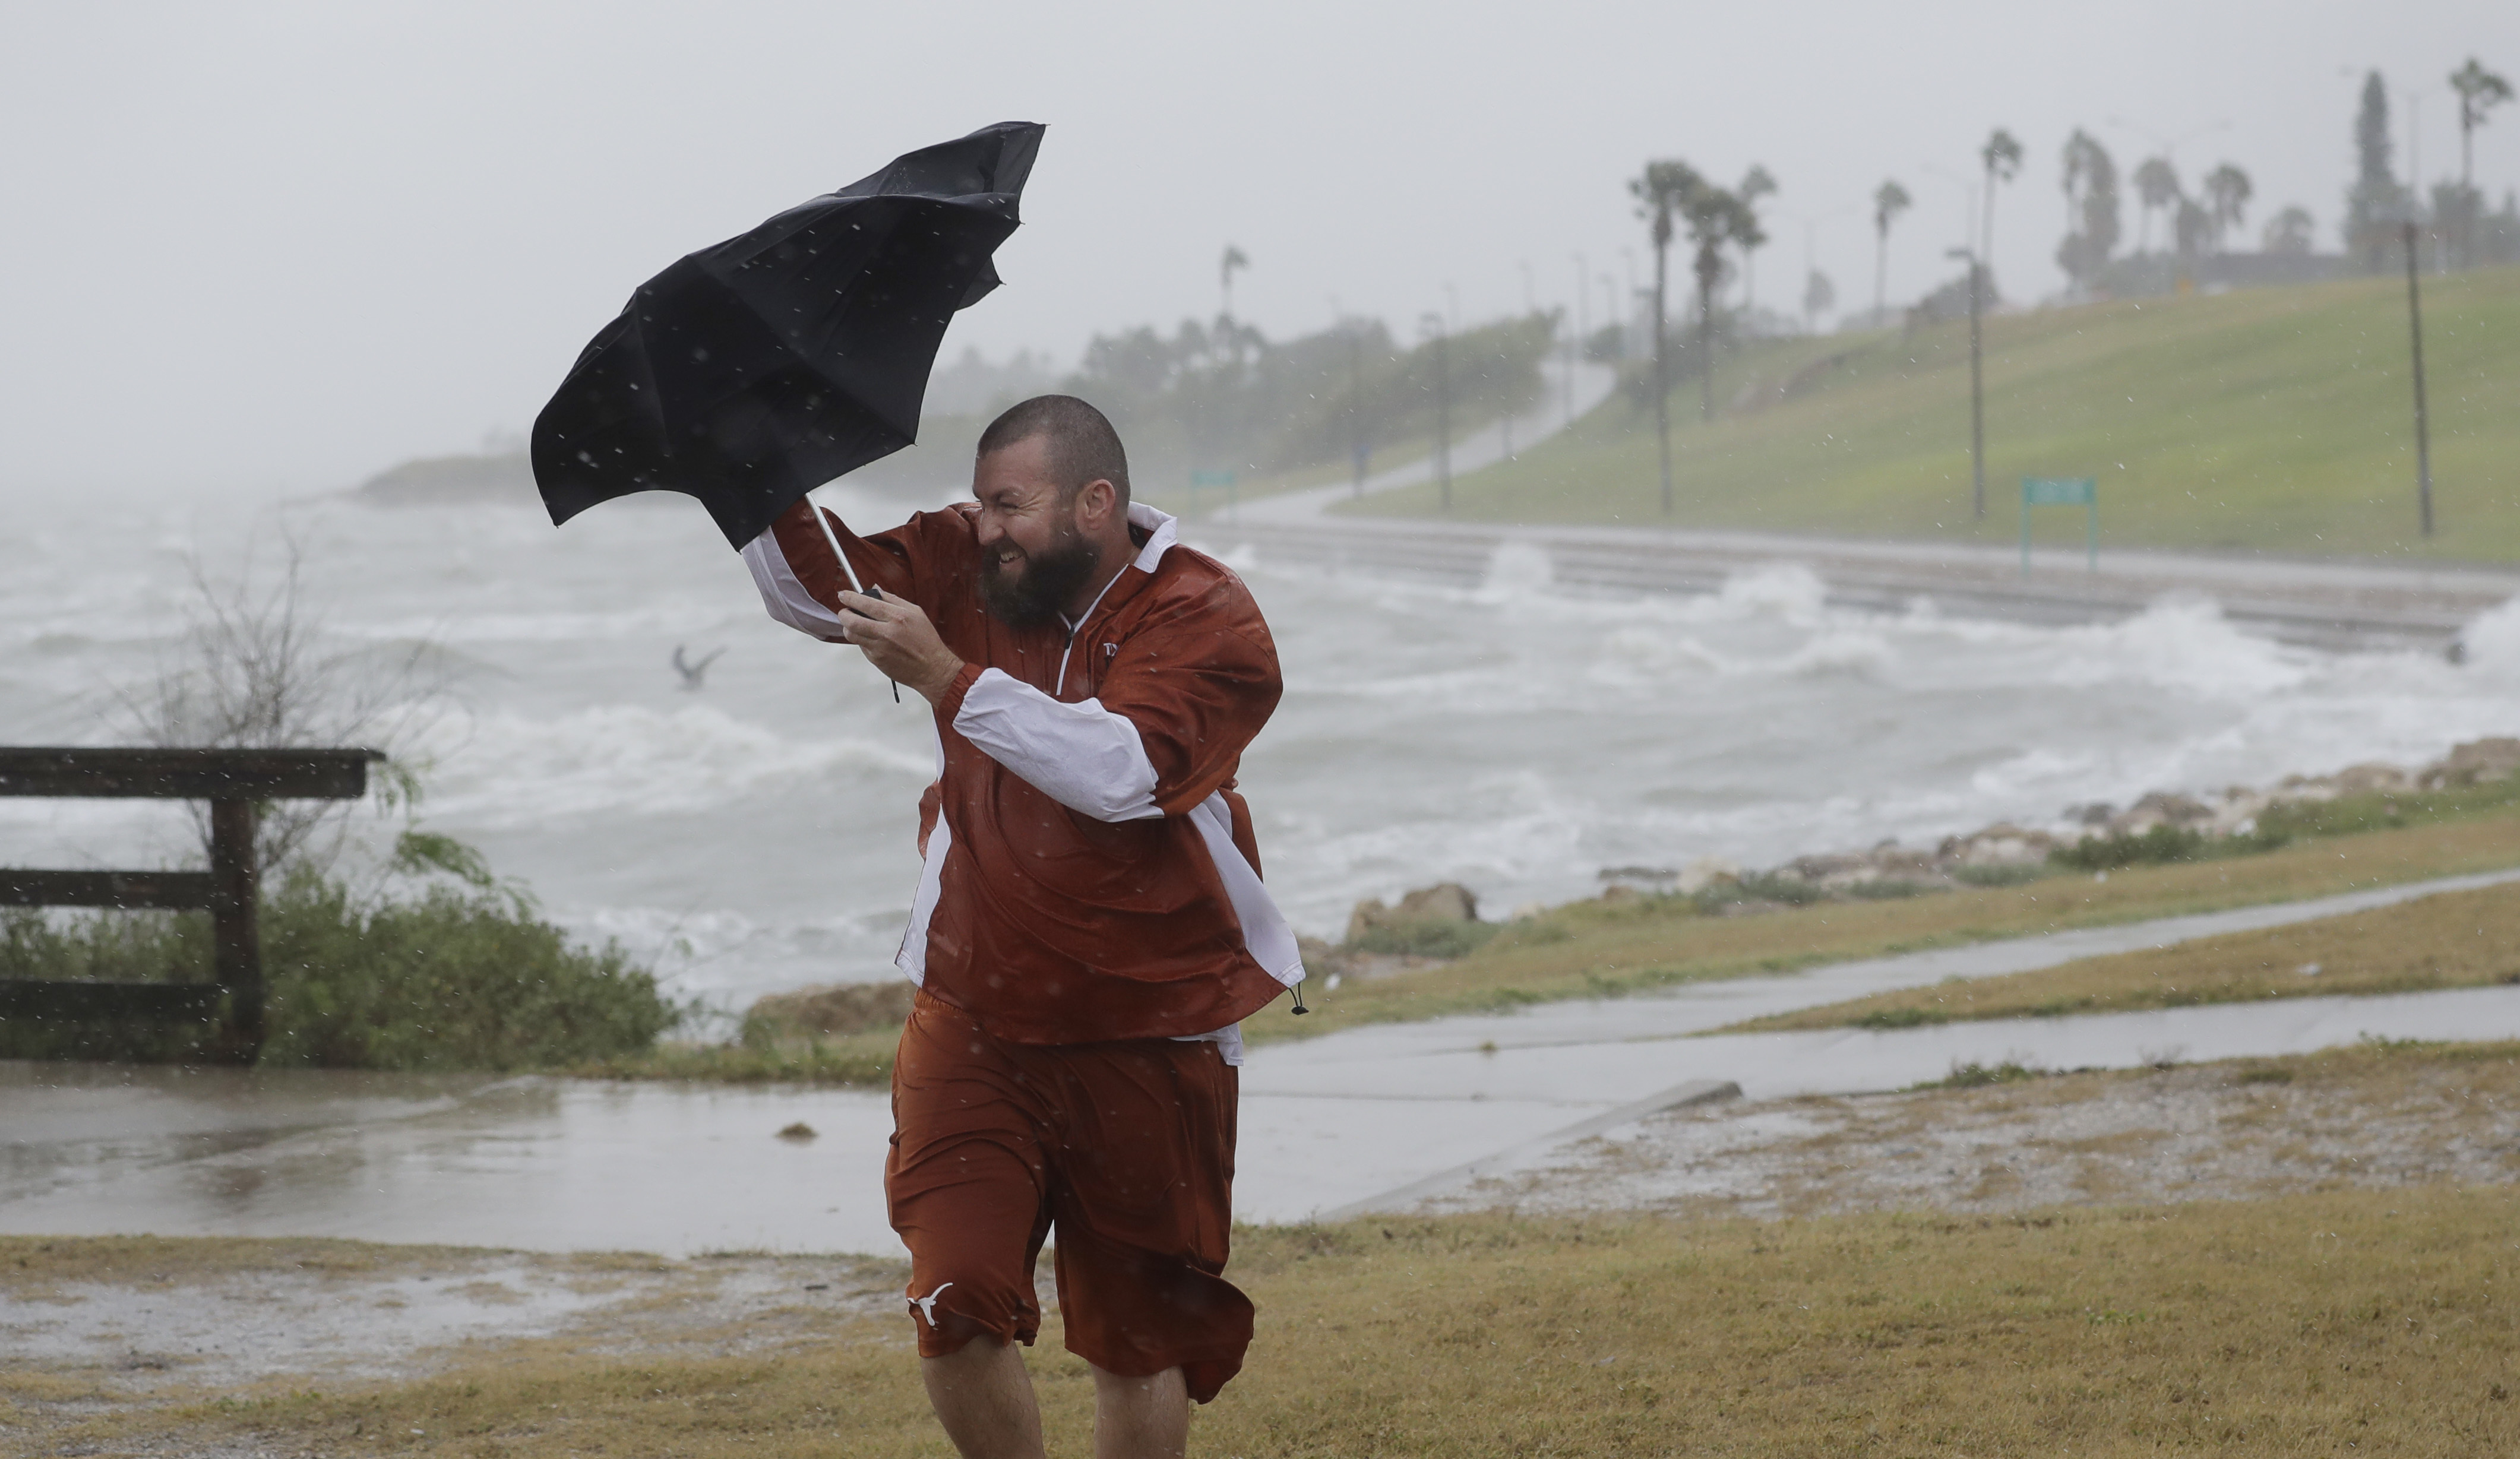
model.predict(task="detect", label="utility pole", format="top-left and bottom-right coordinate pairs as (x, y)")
top-left (1425, 313), bottom-right (1453, 511)
top-left (1348, 318), bottom-right (1367, 499)
top-left (1567, 252), bottom-right (1587, 425)
top-left (2404, 218), bottom-right (2434, 535)
top-left (1947, 246), bottom-right (1986, 517)
top-left (1652, 230), bottom-right (1672, 513)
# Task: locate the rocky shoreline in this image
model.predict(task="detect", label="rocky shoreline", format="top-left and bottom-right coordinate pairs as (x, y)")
top-left (1313, 736), bottom-right (2520, 978)
top-left (744, 736), bottom-right (2520, 1023)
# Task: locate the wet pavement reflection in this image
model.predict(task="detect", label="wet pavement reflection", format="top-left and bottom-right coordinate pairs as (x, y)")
top-left (11, 980), bottom-right (2520, 1255)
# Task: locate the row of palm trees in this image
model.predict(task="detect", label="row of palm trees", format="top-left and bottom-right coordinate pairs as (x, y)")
top-left (1627, 162), bottom-right (1766, 511)
top-left (1627, 130), bottom-right (2031, 514)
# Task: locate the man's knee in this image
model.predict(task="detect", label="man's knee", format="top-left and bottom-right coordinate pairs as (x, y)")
top-left (905, 1273), bottom-right (1040, 1359)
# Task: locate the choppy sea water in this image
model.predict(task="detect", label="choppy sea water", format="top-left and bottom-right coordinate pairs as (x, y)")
top-left (7, 486), bottom-right (2520, 1020)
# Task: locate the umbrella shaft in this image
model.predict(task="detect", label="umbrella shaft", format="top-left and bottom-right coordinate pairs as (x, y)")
top-left (807, 494), bottom-right (869, 595)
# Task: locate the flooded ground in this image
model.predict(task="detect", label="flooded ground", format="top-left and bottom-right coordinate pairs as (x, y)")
top-left (11, 872), bottom-right (2520, 1257)
top-left (7, 1036), bottom-right (2513, 1422)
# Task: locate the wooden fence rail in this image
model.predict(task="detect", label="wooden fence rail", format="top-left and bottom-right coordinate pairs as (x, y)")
top-left (0, 746), bottom-right (381, 1061)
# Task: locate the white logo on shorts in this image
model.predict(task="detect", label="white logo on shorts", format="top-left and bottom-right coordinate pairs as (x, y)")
top-left (908, 1281), bottom-right (956, 1327)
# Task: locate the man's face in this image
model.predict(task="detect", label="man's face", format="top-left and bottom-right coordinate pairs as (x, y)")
top-left (972, 435), bottom-right (1098, 628)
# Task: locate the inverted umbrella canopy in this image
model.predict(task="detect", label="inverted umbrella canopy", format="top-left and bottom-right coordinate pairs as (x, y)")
top-left (533, 121), bottom-right (1045, 549)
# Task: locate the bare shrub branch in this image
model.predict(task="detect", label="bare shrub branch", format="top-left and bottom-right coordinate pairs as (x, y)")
top-left (118, 532), bottom-right (448, 875)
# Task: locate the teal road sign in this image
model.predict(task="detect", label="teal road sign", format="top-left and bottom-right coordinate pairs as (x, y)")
top-left (2021, 476), bottom-right (2099, 574)
top-left (2021, 476), bottom-right (2096, 507)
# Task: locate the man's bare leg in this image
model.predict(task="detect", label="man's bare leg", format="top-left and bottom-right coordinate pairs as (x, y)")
top-left (922, 1335), bottom-right (1046, 1459)
top-left (1092, 1363), bottom-right (1188, 1459)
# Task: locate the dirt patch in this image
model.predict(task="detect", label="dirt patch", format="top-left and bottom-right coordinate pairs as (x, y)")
top-left (1427, 1039), bottom-right (2520, 1220)
top-left (0, 1237), bottom-right (909, 1444)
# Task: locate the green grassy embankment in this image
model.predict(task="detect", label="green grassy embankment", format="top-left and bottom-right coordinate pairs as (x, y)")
top-left (1725, 878), bottom-right (2520, 1035)
top-left (1347, 267), bottom-right (2520, 559)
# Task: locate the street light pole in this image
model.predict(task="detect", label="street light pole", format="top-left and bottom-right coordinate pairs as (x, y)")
top-left (2404, 218), bottom-right (2434, 536)
top-left (1567, 252), bottom-right (1586, 426)
top-left (1349, 318), bottom-right (1367, 500)
top-left (1424, 313), bottom-right (1453, 511)
top-left (1948, 246), bottom-right (1986, 518)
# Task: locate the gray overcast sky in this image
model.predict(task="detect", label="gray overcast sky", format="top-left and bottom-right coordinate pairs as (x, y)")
top-left (1, 0), bottom-right (2511, 502)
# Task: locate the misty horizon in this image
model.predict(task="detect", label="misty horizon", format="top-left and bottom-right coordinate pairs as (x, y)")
top-left (1, 1), bottom-right (2512, 503)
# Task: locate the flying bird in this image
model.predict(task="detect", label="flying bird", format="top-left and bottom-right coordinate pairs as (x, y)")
top-left (672, 644), bottom-right (726, 691)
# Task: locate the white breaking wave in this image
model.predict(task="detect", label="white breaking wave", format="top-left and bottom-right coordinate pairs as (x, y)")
top-left (10, 495), bottom-right (2520, 1010)
top-left (410, 703), bottom-right (934, 827)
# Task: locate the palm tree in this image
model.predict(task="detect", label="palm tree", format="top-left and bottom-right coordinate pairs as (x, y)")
top-left (1980, 128), bottom-right (2024, 270)
top-left (1735, 165), bottom-right (1778, 315)
top-left (1684, 183), bottom-right (1758, 422)
top-left (2451, 58), bottom-right (2513, 190)
top-left (1871, 179), bottom-right (1911, 320)
top-left (2451, 58), bottom-right (2512, 267)
top-left (2132, 157), bottom-right (2181, 254)
top-left (2057, 130), bottom-right (2121, 290)
top-left (1218, 245), bottom-right (1249, 319)
top-left (1631, 160), bottom-right (1706, 512)
top-left (2201, 164), bottom-right (2253, 253)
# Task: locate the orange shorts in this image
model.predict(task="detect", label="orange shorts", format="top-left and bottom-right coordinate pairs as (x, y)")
top-left (885, 990), bottom-right (1252, 1404)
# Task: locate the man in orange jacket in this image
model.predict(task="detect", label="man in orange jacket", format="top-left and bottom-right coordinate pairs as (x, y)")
top-left (745, 394), bottom-right (1304, 1458)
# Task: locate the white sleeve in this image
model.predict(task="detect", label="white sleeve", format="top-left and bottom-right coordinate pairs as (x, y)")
top-left (954, 667), bottom-right (1162, 822)
top-left (742, 525), bottom-right (849, 642)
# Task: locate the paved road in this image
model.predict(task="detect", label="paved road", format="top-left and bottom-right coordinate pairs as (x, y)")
top-left (1186, 385), bottom-right (2519, 653)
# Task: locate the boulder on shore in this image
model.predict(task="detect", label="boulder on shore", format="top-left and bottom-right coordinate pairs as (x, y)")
top-left (1936, 823), bottom-right (2054, 867)
top-left (1346, 882), bottom-right (1479, 944)
top-left (2421, 737), bottom-right (2520, 789)
top-left (747, 981), bottom-right (915, 1037)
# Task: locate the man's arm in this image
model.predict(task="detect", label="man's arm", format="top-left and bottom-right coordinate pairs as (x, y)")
top-left (947, 668), bottom-right (1163, 821)
top-left (839, 571), bottom-right (1280, 825)
top-left (830, 593), bottom-right (1157, 821)
top-left (742, 499), bottom-right (951, 641)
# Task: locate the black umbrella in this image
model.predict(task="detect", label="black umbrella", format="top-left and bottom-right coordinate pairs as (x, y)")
top-left (532, 121), bottom-right (1045, 550)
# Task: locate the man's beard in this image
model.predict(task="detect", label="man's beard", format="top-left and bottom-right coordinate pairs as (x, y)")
top-left (978, 528), bottom-right (1101, 630)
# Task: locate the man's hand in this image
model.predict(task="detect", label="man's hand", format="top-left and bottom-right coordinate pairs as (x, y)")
top-left (836, 590), bottom-right (966, 705)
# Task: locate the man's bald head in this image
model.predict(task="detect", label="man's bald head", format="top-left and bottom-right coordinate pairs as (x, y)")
top-left (976, 395), bottom-right (1130, 508)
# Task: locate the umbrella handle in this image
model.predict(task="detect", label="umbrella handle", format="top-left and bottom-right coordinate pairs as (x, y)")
top-left (805, 493), bottom-right (902, 702)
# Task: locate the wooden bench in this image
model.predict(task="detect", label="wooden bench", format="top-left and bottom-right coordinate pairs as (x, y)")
top-left (0, 746), bottom-right (381, 1061)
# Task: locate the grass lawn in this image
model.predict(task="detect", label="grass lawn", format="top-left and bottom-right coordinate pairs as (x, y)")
top-left (1347, 265), bottom-right (2520, 561)
top-left (15, 1181), bottom-right (2514, 1455)
top-left (1720, 877), bottom-right (2520, 1034)
top-left (1253, 803), bottom-right (2520, 1049)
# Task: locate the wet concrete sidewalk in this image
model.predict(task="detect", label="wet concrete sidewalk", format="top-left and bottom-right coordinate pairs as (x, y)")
top-left (7, 869), bottom-right (2519, 1256)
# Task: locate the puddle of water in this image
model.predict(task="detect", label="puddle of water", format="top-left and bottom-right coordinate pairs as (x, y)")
top-left (11, 979), bottom-right (2520, 1252)
top-left (3, 1068), bottom-right (898, 1256)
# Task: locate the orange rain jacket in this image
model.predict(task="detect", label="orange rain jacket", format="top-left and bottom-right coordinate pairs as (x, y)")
top-left (744, 498), bottom-right (1304, 1053)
